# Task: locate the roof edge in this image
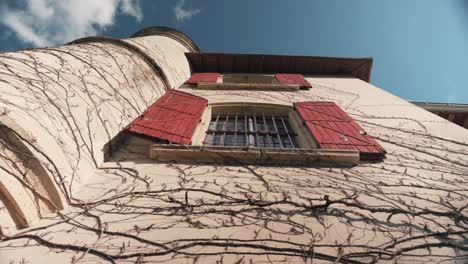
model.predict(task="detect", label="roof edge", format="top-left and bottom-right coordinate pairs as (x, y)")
top-left (186, 53), bottom-right (373, 82)
top-left (130, 26), bottom-right (200, 53)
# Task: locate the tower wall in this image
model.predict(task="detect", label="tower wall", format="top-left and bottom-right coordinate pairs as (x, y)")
top-left (0, 29), bottom-right (192, 230)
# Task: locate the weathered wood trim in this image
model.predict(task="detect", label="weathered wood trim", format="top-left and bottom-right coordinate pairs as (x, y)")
top-left (196, 82), bottom-right (300, 91)
top-left (149, 145), bottom-right (360, 166)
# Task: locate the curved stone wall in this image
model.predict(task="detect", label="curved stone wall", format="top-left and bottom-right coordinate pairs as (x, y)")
top-left (0, 29), bottom-right (192, 230)
top-left (124, 35), bottom-right (193, 88)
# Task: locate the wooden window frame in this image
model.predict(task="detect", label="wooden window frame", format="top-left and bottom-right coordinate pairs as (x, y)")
top-left (185, 73), bottom-right (301, 91)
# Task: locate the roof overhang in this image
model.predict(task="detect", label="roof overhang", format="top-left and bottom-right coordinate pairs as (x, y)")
top-left (412, 101), bottom-right (468, 128)
top-left (412, 102), bottom-right (468, 113)
top-left (185, 53), bottom-right (373, 82)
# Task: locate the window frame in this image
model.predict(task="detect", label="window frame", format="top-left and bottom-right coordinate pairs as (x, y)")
top-left (190, 102), bottom-right (318, 149)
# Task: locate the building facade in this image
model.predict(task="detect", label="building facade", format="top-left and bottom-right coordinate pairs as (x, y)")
top-left (412, 102), bottom-right (468, 129)
top-left (0, 27), bottom-right (467, 263)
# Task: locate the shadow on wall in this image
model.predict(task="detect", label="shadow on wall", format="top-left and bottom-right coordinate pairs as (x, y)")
top-left (0, 122), bottom-right (63, 230)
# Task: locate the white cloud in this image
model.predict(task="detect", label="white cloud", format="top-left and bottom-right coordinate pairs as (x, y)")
top-left (1, 12), bottom-right (50, 46)
top-left (0, 0), bottom-right (143, 47)
top-left (174, 0), bottom-right (200, 23)
top-left (120, 0), bottom-right (143, 22)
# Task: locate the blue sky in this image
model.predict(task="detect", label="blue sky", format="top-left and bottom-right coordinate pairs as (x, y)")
top-left (1, 0), bottom-right (468, 103)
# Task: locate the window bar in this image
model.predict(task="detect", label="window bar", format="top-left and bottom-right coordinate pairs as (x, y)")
top-left (245, 112), bottom-right (249, 147)
top-left (244, 112), bottom-right (253, 147)
top-left (253, 112), bottom-right (257, 131)
top-left (210, 114), bottom-right (220, 146)
top-left (262, 113), bottom-right (266, 132)
top-left (271, 116), bottom-right (284, 148)
top-left (253, 112), bottom-right (257, 146)
top-left (222, 114), bottom-right (229, 146)
top-left (263, 114), bottom-right (272, 148)
top-left (234, 113), bottom-right (238, 146)
top-left (280, 116), bottom-right (295, 148)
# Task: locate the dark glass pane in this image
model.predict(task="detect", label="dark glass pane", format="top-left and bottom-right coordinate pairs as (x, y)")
top-left (237, 117), bottom-right (246, 132)
top-left (281, 136), bottom-right (293, 148)
top-left (255, 117), bottom-right (265, 131)
top-left (272, 136), bottom-right (282, 148)
top-left (257, 135), bottom-right (266, 147)
top-left (290, 136), bottom-right (298, 148)
top-left (265, 117), bottom-right (275, 132)
top-left (276, 118), bottom-right (287, 133)
top-left (203, 133), bottom-right (213, 145)
top-left (283, 119), bottom-right (293, 133)
top-left (224, 134), bottom-right (234, 146)
top-left (216, 117), bottom-right (225, 131)
top-left (213, 134), bottom-right (222, 145)
top-left (265, 135), bottom-right (273, 148)
top-left (235, 134), bottom-right (246, 146)
top-left (226, 118), bottom-right (235, 131)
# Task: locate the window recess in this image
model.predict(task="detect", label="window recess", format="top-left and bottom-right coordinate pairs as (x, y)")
top-left (123, 94), bottom-right (384, 166)
top-left (203, 113), bottom-right (298, 148)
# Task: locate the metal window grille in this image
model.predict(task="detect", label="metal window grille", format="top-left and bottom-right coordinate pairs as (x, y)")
top-left (203, 113), bottom-right (298, 148)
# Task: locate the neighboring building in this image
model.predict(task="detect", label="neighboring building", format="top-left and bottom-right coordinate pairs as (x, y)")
top-left (0, 27), bottom-right (467, 264)
top-left (412, 101), bottom-right (468, 129)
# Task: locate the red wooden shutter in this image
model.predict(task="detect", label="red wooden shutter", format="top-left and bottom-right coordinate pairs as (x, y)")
top-left (126, 90), bottom-right (208, 144)
top-left (185, 73), bottom-right (220, 84)
top-left (294, 101), bottom-right (385, 159)
top-left (275, 74), bottom-right (312, 88)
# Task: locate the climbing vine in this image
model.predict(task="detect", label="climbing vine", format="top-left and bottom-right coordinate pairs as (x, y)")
top-left (0, 43), bottom-right (467, 264)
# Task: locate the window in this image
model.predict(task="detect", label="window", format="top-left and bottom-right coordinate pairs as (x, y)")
top-left (183, 73), bottom-right (312, 91)
top-left (124, 89), bottom-right (385, 166)
top-left (203, 113), bottom-right (298, 148)
top-left (221, 74), bottom-right (276, 84)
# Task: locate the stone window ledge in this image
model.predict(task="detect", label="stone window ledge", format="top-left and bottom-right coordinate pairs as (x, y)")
top-left (149, 145), bottom-right (359, 166)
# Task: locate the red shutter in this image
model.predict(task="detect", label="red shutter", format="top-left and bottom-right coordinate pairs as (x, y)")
top-left (185, 73), bottom-right (220, 84)
top-left (275, 74), bottom-right (312, 88)
top-left (294, 101), bottom-right (385, 159)
top-left (126, 90), bottom-right (208, 144)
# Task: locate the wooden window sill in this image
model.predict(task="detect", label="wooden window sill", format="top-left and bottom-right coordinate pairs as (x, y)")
top-left (149, 145), bottom-right (359, 166)
top-left (197, 82), bottom-right (301, 91)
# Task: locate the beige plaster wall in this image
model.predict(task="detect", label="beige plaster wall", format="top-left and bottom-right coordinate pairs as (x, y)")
top-left (0, 35), bottom-right (190, 233)
top-left (0, 34), bottom-right (467, 264)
